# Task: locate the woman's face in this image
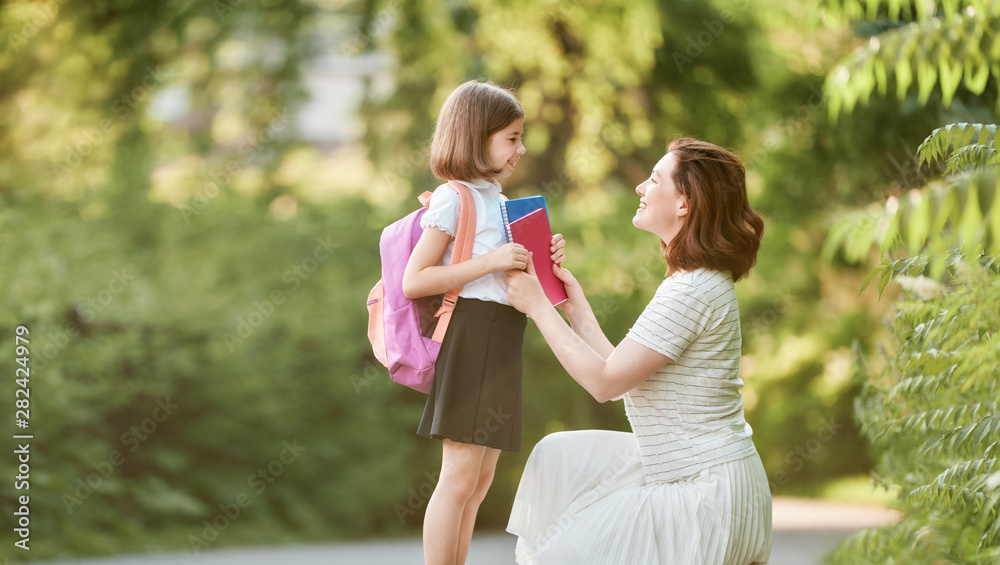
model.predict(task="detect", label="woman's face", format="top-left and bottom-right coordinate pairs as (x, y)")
top-left (487, 118), bottom-right (526, 179)
top-left (633, 152), bottom-right (688, 243)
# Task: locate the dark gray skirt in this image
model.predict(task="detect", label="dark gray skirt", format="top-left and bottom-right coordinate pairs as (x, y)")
top-left (417, 297), bottom-right (527, 452)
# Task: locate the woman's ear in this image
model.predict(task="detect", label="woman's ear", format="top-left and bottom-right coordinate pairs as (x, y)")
top-left (677, 195), bottom-right (689, 218)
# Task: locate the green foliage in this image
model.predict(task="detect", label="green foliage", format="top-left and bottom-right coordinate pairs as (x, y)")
top-left (823, 0), bottom-right (1000, 117)
top-left (823, 170), bottom-right (1000, 269)
top-left (821, 0), bottom-right (996, 23)
top-left (0, 196), bottom-right (430, 561)
top-left (822, 0), bottom-right (1000, 562)
top-left (922, 413), bottom-right (1000, 460)
top-left (827, 260), bottom-right (1000, 564)
top-left (917, 123), bottom-right (1000, 173)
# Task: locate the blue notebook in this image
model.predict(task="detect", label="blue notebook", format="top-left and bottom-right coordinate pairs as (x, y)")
top-left (500, 196), bottom-right (547, 242)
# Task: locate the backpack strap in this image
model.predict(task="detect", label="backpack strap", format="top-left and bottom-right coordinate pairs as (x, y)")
top-left (431, 181), bottom-right (476, 342)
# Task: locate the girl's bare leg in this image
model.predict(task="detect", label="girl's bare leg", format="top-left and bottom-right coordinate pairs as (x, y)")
top-left (423, 439), bottom-right (489, 565)
top-left (456, 447), bottom-right (501, 564)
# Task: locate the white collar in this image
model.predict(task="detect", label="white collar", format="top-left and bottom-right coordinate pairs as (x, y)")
top-left (454, 178), bottom-right (502, 192)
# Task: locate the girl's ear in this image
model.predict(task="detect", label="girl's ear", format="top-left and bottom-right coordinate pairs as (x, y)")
top-left (677, 195), bottom-right (689, 218)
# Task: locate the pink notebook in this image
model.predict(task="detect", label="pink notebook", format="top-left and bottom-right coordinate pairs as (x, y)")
top-left (507, 208), bottom-right (568, 305)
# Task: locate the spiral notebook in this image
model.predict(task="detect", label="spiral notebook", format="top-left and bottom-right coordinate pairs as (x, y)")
top-left (500, 195), bottom-right (547, 225)
top-left (500, 197), bottom-right (568, 306)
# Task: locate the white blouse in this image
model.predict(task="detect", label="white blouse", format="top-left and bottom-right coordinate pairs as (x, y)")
top-left (419, 178), bottom-right (510, 305)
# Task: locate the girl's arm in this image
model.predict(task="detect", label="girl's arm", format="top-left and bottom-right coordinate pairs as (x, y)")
top-left (505, 261), bottom-right (669, 403)
top-left (402, 226), bottom-right (529, 299)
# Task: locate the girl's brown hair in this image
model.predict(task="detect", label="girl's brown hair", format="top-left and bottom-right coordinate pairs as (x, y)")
top-left (430, 80), bottom-right (524, 181)
top-left (662, 138), bottom-right (764, 282)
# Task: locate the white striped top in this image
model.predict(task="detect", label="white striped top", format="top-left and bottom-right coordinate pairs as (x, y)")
top-left (624, 268), bottom-right (757, 483)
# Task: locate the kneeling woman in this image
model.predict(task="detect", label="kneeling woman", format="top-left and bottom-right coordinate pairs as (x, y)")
top-left (504, 138), bottom-right (772, 565)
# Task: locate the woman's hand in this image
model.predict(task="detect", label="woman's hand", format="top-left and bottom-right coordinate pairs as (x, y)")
top-left (488, 243), bottom-right (530, 273)
top-left (552, 263), bottom-right (587, 315)
top-left (504, 255), bottom-right (551, 316)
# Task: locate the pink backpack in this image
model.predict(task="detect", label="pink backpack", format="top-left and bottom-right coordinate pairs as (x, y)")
top-left (366, 182), bottom-right (476, 393)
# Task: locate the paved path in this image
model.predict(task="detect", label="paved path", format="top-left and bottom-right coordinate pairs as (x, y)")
top-left (30, 497), bottom-right (899, 565)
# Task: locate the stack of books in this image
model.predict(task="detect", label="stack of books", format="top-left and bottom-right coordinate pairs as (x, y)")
top-left (500, 196), bottom-right (568, 306)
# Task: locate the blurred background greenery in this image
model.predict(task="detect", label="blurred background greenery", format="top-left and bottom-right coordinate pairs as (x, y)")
top-left (1, 0), bottom-right (997, 561)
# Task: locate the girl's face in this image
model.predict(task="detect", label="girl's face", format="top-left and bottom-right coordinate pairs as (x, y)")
top-left (487, 118), bottom-right (526, 179)
top-left (633, 152), bottom-right (688, 243)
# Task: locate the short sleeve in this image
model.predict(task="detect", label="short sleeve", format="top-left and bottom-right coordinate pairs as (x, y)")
top-left (627, 278), bottom-right (712, 360)
top-left (420, 185), bottom-right (460, 236)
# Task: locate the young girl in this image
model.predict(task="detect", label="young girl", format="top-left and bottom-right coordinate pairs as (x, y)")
top-left (401, 80), bottom-right (566, 565)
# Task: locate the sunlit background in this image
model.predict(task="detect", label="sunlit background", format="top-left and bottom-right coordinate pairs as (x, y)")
top-left (2, 0), bottom-right (999, 562)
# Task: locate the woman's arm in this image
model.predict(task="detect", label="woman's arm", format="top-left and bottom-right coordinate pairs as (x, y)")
top-left (552, 267), bottom-right (615, 359)
top-left (506, 261), bottom-right (669, 402)
top-left (402, 227), bottom-right (530, 299)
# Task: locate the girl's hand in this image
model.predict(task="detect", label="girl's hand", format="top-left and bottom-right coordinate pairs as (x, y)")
top-left (489, 243), bottom-right (530, 273)
top-left (550, 233), bottom-right (567, 266)
top-left (548, 234), bottom-right (582, 314)
top-left (504, 254), bottom-right (550, 316)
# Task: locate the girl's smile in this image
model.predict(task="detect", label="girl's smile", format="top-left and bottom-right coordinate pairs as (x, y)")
top-left (488, 118), bottom-right (526, 179)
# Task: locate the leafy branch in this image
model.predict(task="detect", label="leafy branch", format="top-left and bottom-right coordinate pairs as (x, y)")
top-left (820, 0), bottom-right (997, 24)
top-left (822, 1), bottom-right (1000, 562)
top-left (917, 123), bottom-right (1000, 172)
top-left (824, 3), bottom-right (1000, 119)
top-left (822, 171), bottom-right (1000, 269)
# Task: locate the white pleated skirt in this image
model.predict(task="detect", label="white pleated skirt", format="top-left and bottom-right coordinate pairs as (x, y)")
top-left (507, 430), bottom-right (772, 565)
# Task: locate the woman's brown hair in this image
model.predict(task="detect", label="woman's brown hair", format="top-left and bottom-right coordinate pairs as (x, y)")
top-left (430, 80), bottom-right (524, 181)
top-left (662, 138), bottom-right (764, 282)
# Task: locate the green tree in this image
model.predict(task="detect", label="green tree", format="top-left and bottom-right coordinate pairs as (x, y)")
top-left (0, 2), bottom-right (409, 560)
top-left (821, 0), bottom-right (1000, 561)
